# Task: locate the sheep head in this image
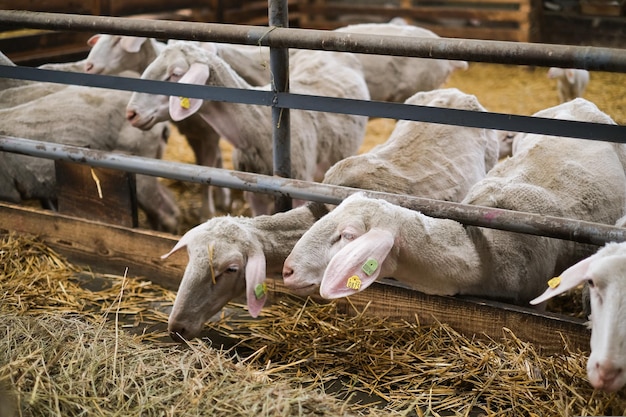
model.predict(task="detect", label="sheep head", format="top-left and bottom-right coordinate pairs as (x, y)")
top-left (531, 241), bottom-right (626, 392)
top-left (283, 193), bottom-right (396, 298)
top-left (163, 217), bottom-right (267, 341)
top-left (126, 42), bottom-right (210, 130)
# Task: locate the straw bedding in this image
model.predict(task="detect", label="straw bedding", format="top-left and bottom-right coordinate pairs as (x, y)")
top-left (2, 232), bottom-right (626, 416)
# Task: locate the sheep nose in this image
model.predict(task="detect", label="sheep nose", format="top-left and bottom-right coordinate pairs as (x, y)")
top-left (592, 360), bottom-right (624, 391)
top-left (282, 264), bottom-right (294, 281)
top-left (126, 109), bottom-right (138, 122)
top-left (84, 62), bottom-right (94, 73)
top-left (168, 322), bottom-right (189, 343)
top-left (596, 362), bottom-right (623, 385)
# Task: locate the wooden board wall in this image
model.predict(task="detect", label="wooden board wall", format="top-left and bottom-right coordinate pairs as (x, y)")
top-left (0, 202), bottom-right (590, 355)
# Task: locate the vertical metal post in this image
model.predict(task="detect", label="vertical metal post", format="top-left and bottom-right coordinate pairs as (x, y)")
top-left (268, 0), bottom-right (292, 213)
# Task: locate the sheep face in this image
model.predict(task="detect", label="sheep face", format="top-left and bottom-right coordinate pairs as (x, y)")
top-left (531, 242), bottom-right (626, 392)
top-left (126, 44), bottom-right (200, 130)
top-left (163, 218), bottom-right (267, 341)
top-left (283, 193), bottom-right (396, 297)
top-left (84, 34), bottom-right (148, 75)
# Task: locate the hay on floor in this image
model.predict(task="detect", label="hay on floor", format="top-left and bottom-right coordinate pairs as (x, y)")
top-left (1, 232), bottom-right (625, 416)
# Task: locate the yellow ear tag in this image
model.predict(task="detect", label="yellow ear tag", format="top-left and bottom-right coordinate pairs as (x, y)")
top-left (254, 283), bottom-right (267, 299)
top-left (547, 276), bottom-right (561, 289)
top-left (361, 258), bottom-right (378, 276)
top-left (346, 275), bottom-right (362, 290)
top-left (179, 96), bottom-right (190, 109)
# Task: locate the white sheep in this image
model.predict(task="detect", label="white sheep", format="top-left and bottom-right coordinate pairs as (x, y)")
top-left (530, 239), bottom-right (626, 392)
top-left (547, 67), bottom-right (590, 103)
top-left (126, 41), bottom-right (369, 215)
top-left (162, 88), bottom-right (499, 339)
top-left (83, 34), bottom-right (230, 219)
top-left (283, 98), bottom-right (626, 304)
top-left (162, 203), bottom-right (327, 340)
top-left (0, 83), bottom-right (181, 233)
top-left (322, 88), bottom-right (499, 202)
top-left (334, 22), bottom-right (469, 102)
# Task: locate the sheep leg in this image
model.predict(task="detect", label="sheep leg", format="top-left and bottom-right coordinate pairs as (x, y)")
top-left (179, 124), bottom-right (231, 220)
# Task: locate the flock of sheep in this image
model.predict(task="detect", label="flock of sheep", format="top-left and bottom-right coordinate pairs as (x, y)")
top-left (1, 18), bottom-right (623, 393)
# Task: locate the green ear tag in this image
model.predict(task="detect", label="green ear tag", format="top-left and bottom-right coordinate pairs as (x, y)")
top-left (254, 283), bottom-right (267, 299)
top-left (361, 258), bottom-right (379, 276)
top-left (346, 275), bottom-right (362, 290)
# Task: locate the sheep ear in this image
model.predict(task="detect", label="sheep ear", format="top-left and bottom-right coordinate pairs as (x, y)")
top-left (530, 255), bottom-right (595, 305)
top-left (245, 250), bottom-right (267, 318)
top-left (160, 223), bottom-right (205, 259)
top-left (87, 35), bottom-right (100, 47)
top-left (169, 63), bottom-right (208, 121)
top-left (565, 69), bottom-right (576, 84)
top-left (120, 36), bottom-right (146, 53)
top-left (320, 228), bottom-right (395, 299)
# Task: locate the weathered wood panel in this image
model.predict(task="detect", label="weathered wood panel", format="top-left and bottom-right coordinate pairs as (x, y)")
top-left (297, 0), bottom-right (541, 42)
top-left (0, 202), bottom-right (589, 355)
top-left (55, 161), bottom-right (138, 228)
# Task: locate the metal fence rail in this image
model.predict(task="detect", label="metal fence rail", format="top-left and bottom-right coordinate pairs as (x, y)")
top-left (3, 135), bottom-right (626, 246)
top-left (0, 7), bottom-right (625, 245)
top-left (1, 10), bottom-right (626, 71)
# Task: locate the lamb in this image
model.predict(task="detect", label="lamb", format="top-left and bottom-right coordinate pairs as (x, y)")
top-left (530, 239), bottom-right (626, 392)
top-left (322, 88), bottom-right (499, 203)
top-left (0, 83), bottom-right (181, 233)
top-left (282, 98), bottom-right (626, 305)
top-left (162, 88), bottom-right (499, 340)
top-left (126, 41), bottom-right (369, 215)
top-left (334, 22), bottom-right (469, 102)
top-left (547, 67), bottom-right (590, 103)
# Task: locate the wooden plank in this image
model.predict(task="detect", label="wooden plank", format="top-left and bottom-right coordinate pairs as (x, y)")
top-left (55, 160), bottom-right (138, 229)
top-left (107, 0), bottom-right (207, 17)
top-left (0, 0), bottom-right (98, 14)
top-left (0, 202), bottom-right (589, 355)
top-left (0, 202), bottom-right (184, 289)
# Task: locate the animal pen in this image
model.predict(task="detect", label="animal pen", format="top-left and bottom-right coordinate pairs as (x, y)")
top-left (1, 2), bottom-right (626, 415)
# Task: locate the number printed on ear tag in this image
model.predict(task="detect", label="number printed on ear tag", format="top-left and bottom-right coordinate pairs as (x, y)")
top-left (361, 258), bottom-right (378, 276)
top-left (346, 275), bottom-right (362, 290)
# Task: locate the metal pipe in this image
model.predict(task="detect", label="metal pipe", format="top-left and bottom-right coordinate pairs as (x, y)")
top-left (1, 10), bottom-right (626, 72)
top-left (269, 0), bottom-right (292, 213)
top-left (2, 135), bottom-right (625, 246)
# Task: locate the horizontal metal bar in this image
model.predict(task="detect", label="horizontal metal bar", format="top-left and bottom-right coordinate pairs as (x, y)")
top-left (1, 10), bottom-right (626, 71)
top-left (2, 135), bottom-right (625, 246)
top-left (1, 64), bottom-right (625, 143)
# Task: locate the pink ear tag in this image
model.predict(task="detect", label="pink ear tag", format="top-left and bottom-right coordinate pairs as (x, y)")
top-left (346, 275), bottom-right (362, 290)
top-left (361, 258), bottom-right (378, 276)
top-left (179, 97), bottom-right (190, 109)
top-left (254, 283), bottom-right (267, 299)
top-left (547, 276), bottom-right (561, 289)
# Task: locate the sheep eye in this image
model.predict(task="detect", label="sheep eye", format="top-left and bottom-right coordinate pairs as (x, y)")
top-left (341, 231), bottom-right (356, 241)
top-left (587, 279), bottom-right (595, 288)
top-left (225, 265), bottom-right (239, 274)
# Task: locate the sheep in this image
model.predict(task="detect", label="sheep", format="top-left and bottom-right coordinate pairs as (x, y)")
top-left (530, 240), bottom-right (626, 392)
top-left (0, 82), bottom-right (181, 233)
top-left (162, 88), bottom-right (499, 340)
top-left (282, 98), bottom-right (626, 305)
top-left (126, 41), bottom-right (369, 216)
top-left (547, 67), bottom-right (590, 103)
top-left (322, 88), bottom-right (499, 203)
top-left (83, 34), bottom-right (230, 219)
top-left (162, 202), bottom-right (327, 341)
top-left (334, 22), bottom-right (469, 102)
top-left (83, 34), bottom-right (166, 76)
